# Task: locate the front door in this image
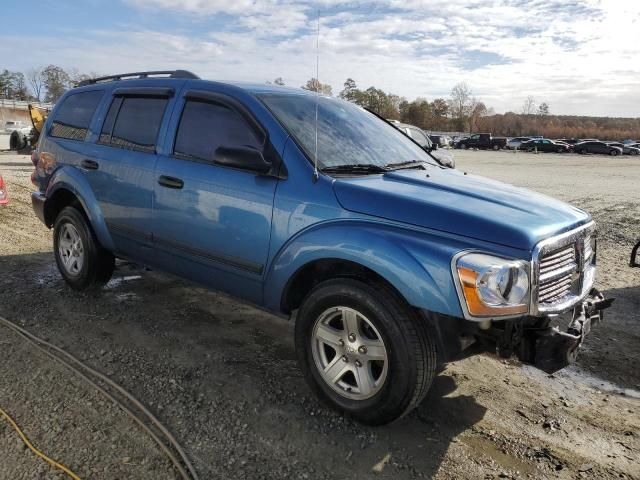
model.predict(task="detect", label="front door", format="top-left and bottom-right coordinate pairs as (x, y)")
top-left (152, 92), bottom-right (278, 303)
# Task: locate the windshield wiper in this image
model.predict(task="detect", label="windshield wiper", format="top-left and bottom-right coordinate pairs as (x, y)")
top-left (384, 160), bottom-right (427, 171)
top-left (321, 164), bottom-right (389, 174)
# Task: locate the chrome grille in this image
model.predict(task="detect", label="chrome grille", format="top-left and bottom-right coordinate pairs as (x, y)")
top-left (533, 223), bottom-right (596, 314)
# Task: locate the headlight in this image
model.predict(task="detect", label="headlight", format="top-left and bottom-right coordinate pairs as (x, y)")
top-left (455, 253), bottom-right (530, 317)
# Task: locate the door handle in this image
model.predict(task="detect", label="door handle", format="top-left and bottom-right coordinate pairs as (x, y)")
top-left (81, 159), bottom-right (99, 170)
top-left (158, 175), bottom-right (184, 189)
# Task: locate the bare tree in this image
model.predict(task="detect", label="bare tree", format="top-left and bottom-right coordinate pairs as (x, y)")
top-left (538, 102), bottom-right (550, 115)
top-left (273, 77), bottom-right (285, 86)
top-left (27, 67), bottom-right (44, 102)
top-left (301, 77), bottom-right (332, 95)
top-left (449, 82), bottom-right (474, 131)
top-left (469, 100), bottom-right (488, 133)
top-left (521, 95), bottom-right (536, 115)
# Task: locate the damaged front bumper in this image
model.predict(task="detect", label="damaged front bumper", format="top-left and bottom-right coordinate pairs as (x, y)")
top-left (516, 289), bottom-right (613, 373)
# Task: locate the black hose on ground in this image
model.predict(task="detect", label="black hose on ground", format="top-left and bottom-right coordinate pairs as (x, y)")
top-left (0, 315), bottom-right (199, 480)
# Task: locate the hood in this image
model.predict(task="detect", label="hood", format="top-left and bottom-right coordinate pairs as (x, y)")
top-left (332, 168), bottom-right (590, 250)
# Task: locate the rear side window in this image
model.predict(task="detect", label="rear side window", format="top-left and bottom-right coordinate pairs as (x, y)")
top-left (100, 97), bottom-right (168, 153)
top-left (49, 90), bottom-right (104, 141)
top-left (173, 100), bottom-right (262, 163)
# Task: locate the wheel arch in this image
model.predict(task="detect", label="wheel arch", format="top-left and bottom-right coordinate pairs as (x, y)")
top-left (264, 221), bottom-right (463, 318)
top-left (281, 258), bottom-right (408, 314)
top-left (44, 168), bottom-right (115, 251)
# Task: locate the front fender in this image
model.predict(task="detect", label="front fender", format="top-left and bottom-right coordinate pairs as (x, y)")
top-left (46, 166), bottom-right (115, 251)
top-left (264, 220), bottom-right (471, 317)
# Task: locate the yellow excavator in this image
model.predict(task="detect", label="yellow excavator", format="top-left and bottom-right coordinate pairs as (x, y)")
top-left (8, 104), bottom-right (49, 151)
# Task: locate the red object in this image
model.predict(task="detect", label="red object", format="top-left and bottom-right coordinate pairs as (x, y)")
top-left (0, 175), bottom-right (9, 205)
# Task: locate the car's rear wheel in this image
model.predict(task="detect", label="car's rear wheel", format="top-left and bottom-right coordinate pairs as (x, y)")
top-left (557, 147), bottom-right (564, 153)
top-left (492, 144), bottom-right (499, 151)
top-left (460, 143), bottom-right (467, 150)
top-left (610, 149), bottom-right (619, 156)
top-left (53, 206), bottom-right (115, 290)
top-left (295, 278), bottom-right (436, 425)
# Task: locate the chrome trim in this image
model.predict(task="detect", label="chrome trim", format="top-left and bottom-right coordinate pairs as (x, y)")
top-left (531, 221), bottom-right (596, 315)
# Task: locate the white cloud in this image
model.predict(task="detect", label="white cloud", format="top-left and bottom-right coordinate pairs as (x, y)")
top-left (4, 0), bottom-right (640, 116)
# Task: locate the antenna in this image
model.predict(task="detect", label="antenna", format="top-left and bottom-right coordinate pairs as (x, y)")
top-left (313, 9), bottom-right (320, 182)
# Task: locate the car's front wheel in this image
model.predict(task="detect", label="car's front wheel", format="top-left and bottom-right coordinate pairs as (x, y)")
top-left (492, 144), bottom-right (500, 151)
top-left (610, 149), bottom-right (619, 156)
top-left (295, 278), bottom-right (436, 425)
top-left (53, 206), bottom-right (115, 290)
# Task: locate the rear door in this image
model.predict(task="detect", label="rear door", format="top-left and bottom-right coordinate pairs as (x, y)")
top-left (85, 87), bottom-right (173, 257)
top-left (151, 90), bottom-right (279, 303)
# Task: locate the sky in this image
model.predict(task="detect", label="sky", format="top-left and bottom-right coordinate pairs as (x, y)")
top-left (2, 0), bottom-right (640, 117)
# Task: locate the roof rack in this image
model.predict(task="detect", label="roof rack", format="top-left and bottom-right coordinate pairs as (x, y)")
top-left (76, 70), bottom-right (200, 87)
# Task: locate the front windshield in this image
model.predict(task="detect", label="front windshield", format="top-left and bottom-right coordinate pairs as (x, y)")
top-left (258, 93), bottom-right (436, 169)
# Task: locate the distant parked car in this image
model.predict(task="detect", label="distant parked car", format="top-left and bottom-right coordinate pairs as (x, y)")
top-left (574, 141), bottom-right (622, 156)
top-left (392, 122), bottom-right (455, 168)
top-left (555, 138), bottom-right (580, 145)
top-left (454, 133), bottom-right (507, 150)
top-left (519, 139), bottom-right (570, 153)
top-left (4, 120), bottom-right (31, 135)
top-left (428, 134), bottom-right (452, 148)
top-left (0, 174), bottom-right (8, 205)
top-left (606, 142), bottom-right (640, 155)
top-left (506, 137), bottom-right (532, 150)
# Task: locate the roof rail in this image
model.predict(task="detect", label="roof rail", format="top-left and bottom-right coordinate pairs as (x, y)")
top-left (76, 70), bottom-right (200, 87)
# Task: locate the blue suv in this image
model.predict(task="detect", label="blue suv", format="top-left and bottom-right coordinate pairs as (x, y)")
top-left (31, 70), bottom-right (610, 425)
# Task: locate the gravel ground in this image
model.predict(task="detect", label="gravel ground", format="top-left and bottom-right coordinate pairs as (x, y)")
top-left (0, 148), bottom-right (638, 480)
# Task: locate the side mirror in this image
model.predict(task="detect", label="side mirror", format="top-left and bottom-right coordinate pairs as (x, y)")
top-left (214, 146), bottom-right (272, 175)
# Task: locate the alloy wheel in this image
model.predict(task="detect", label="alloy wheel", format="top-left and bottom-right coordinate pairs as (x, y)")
top-left (58, 223), bottom-right (84, 276)
top-left (311, 306), bottom-right (388, 400)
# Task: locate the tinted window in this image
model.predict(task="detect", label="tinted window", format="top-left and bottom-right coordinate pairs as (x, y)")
top-left (258, 93), bottom-right (437, 168)
top-left (102, 97), bottom-right (168, 153)
top-left (50, 90), bottom-right (104, 141)
top-left (174, 100), bottom-right (262, 163)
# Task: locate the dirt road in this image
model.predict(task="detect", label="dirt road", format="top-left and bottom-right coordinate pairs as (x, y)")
top-left (0, 150), bottom-right (638, 479)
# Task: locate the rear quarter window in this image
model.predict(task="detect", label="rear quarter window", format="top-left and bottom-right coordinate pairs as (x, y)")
top-left (49, 90), bottom-right (104, 141)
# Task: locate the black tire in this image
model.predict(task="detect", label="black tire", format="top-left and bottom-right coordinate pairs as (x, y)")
top-left (492, 144), bottom-right (499, 151)
top-left (53, 206), bottom-right (114, 290)
top-left (295, 278), bottom-right (436, 425)
top-left (610, 149), bottom-right (619, 156)
top-left (9, 131), bottom-right (27, 150)
top-left (556, 147), bottom-right (564, 153)
top-left (460, 143), bottom-right (467, 150)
